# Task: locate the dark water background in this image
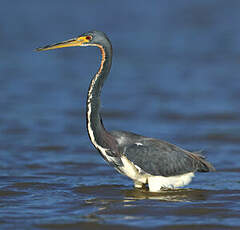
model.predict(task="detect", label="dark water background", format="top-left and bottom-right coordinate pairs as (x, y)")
top-left (0, 1), bottom-right (240, 229)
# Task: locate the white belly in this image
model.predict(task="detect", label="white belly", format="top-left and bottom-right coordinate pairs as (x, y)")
top-left (118, 156), bottom-right (194, 192)
top-left (147, 172), bottom-right (194, 192)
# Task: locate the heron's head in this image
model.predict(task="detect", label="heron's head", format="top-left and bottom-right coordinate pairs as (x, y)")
top-left (36, 31), bottom-right (110, 51)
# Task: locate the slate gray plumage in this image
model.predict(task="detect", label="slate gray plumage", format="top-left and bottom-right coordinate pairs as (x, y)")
top-left (110, 130), bottom-right (215, 177)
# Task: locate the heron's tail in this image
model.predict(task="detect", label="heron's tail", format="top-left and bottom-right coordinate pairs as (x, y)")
top-left (188, 151), bottom-right (216, 172)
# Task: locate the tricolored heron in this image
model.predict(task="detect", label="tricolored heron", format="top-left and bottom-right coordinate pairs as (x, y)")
top-left (36, 31), bottom-right (215, 192)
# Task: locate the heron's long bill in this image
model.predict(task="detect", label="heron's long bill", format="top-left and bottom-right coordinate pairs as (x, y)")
top-left (36, 36), bottom-right (89, 51)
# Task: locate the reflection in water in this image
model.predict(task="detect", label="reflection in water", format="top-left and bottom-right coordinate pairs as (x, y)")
top-left (78, 186), bottom-right (211, 226)
top-left (75, 185), bottom-right (209, 208)
top-left (79, 185), bottom-right (210, 213)
top-left (123, 188), bottom-right (209, 202)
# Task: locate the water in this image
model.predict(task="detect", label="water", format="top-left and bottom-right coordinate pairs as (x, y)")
top-left (0, 1), bottom-right (240, 229)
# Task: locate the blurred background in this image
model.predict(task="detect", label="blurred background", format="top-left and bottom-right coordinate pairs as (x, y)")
top-left (0, 1), bottom-right (240, 229)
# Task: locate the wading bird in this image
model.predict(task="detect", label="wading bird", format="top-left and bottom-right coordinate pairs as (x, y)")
top-left (36, 31), bottom-right (215, 192)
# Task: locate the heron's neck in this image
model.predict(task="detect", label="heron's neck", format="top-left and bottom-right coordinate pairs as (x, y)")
top-left (86, 44), bottom-right (112, 148)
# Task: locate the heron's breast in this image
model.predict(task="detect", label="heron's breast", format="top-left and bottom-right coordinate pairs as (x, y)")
top-left (116, 156), bottom-right (148, 184)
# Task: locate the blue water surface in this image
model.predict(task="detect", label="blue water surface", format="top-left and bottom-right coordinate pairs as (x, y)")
top-left (0, 1), bottom-right (240, 229)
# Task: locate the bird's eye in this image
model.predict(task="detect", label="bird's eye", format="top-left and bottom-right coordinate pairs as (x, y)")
top-left (86, 36), bottom-right (92, 41)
